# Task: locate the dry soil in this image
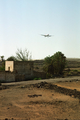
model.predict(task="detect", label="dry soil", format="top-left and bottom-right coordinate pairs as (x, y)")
top-left (0, 80), bottom-right (80, 120)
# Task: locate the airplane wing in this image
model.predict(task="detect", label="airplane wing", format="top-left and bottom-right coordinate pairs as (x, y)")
top-left (48, 35), bottom-right (54, 37)
top-left (41, 34), bottom-right (46, 37)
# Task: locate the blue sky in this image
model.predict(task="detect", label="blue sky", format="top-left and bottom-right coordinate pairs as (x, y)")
top-left (0, 0), bottom-right (80, 60)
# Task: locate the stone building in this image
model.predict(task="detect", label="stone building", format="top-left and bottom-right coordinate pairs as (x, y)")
top-left (5, 61), bottom-right (34, 81)
top-left (0, 60), bottom-right (46, 82)
top-left (0, 61), bottom-right (34, 82)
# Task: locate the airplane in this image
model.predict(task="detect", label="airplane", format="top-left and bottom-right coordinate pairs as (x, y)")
top-left (41, 34), bottom-right (53, 37)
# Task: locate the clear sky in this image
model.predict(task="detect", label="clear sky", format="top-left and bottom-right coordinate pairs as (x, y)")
top-left (0, 0), bottom-right (80, 60)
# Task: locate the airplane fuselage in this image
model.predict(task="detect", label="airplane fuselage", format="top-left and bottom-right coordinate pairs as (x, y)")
top-left (41, 34), bottom-right (52, 37)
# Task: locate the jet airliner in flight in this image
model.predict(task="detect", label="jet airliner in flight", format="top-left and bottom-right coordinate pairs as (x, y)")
top-left (41, 34), bottom-right (53, 37)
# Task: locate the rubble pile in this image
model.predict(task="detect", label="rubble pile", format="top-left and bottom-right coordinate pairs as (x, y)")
top-left (31, 82), bottom-right (80, 99)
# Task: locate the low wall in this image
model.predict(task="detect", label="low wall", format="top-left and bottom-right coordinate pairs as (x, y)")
top-left (0, 72), bottom-right (5, 81)
top-left (0, 71), bottom-right (15, 82)
top-left (33, 71), bottom-right (46, 79)
top-left (15, 73), bottom-right (34, 81)
top-left (0, 71), bottom-right (46, 82)
top-left (5, 72), bottom-right (15, 82)
top-left (15, 74), bottom-right (25, 81)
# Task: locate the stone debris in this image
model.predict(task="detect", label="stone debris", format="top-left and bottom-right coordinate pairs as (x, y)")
top-left (30, 82), bottom-right (80, 100)
top-left (28, 94), bottom-right (42, 98)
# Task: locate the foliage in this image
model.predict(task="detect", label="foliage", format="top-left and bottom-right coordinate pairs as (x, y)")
top-left (73, 70), bottom-right (78, 72)
top-left (43, 51), bottom-right (66, 77)
top-left (15, 48), bottom-right (32, 61)
top-left (52, 51), bottom-right (66, 74)
top-left (0, 66), bottom-right (5, 71)
top-left (33, 77), bottom-right (41, 80)
top-left (0, 61), bottom-right (5, 71)
top-left (43, 56), bottom-right (54, 76)
top-left (7, 56), bottom-right (17, 61)
top-left (0, 56), bottom-right (4, 61)
top-left (6, 48), bottom-right (32, 61)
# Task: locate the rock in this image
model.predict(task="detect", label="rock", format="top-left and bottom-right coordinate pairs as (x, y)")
top-left (28, 94), bottom-right (42, 98)
top-left (5, 118), bottom-right (8, 120)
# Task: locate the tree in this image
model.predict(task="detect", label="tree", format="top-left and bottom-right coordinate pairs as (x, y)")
top-left (43, 51), bottom-right (66, 77)
top-left (43, 56), bottom-right (54, 77)
top-left (15, 48), bottom-right (32, 61)
top-left (7, 56), bottom-right (17, 61)
top-left (0, 61), bottom-right (5, 71)
top-left (52, 51), bottom-right (66, 75)
top-left (0, 56), bottom-right (4, 61)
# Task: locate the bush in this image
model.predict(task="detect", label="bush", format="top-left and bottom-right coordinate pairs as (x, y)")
top-left (33, 77), bottom-right (41, 80)
top-left (0, 62), bottom-right (5, 71)
top-left (7, 56), bottom-right (17, 61)
top-left (43, 51), bottom-right (66, 77)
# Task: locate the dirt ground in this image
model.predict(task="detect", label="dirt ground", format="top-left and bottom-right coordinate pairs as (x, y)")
top-left (0, 80), bottom-right (80, 120)
top-left (55, 80), bottom-right (80, 91)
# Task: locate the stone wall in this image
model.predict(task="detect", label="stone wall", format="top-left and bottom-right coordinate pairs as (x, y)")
top-left (0, 72), bottom-right (5, 81)
top-left (14, 61), bottom-right (33, 74)
top-left (33, 60), bottom-right (44, 72)
top-left (0, 61), bottom-right (46, 82)
top-left (0, 62), bottom-right (3, 67)
top-left (14, 61), bottom-right (34, 81)
top-left (5, 72), bottom-right (15, 82)
top-left (15, 74), bottom-right (25, 81)
top-left (33, 71), bottom-right (46, 79)
top-left (0, 71), bottom-right (15, 82)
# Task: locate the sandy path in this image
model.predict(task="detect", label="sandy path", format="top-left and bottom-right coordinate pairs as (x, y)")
top-left (2, 76), bottom-right (80, 86)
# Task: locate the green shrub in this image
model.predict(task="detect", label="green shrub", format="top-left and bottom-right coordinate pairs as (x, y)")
top-left (43, 51), bottom-right (66, 77)
top-left (33, 77), bottom-right (41, 80)
top-left (0, 62), bottom-right (5, 71)
top-left (73, 70), bottom-right (78, 72)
